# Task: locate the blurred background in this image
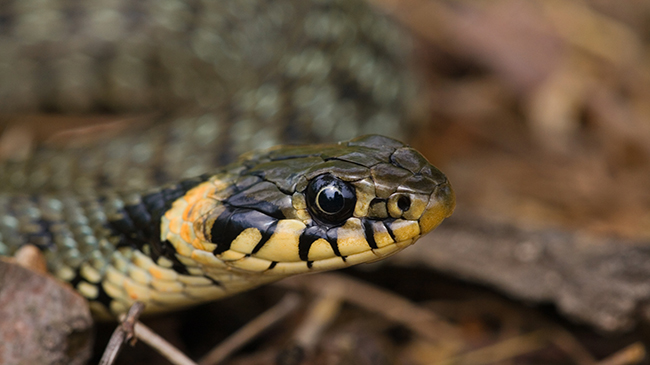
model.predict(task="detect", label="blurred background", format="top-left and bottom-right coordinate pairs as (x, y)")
top-left (4, 0), bottom-right (650, 364)
top-left (363, 0), bottom-right (650, 363)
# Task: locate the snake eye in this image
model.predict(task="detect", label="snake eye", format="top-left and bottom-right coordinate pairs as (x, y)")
top-left (307, 174), bottom-right (356, 225)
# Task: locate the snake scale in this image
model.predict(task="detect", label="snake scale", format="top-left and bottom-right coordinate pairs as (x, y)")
top-left (0, 0), bottom-right (455, 317)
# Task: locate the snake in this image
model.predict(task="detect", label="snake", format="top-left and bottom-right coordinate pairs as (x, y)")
top-left (0, 0), bottom-right (455, 317)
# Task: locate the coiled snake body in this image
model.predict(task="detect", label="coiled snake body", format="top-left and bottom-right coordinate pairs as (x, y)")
top-left (0, 0), bottom-right (454, 316)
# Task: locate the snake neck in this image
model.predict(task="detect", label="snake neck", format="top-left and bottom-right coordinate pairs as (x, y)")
top-left (0, 174), bottom-right (227, 314)
top-left (106, 174), bottom-right (212, 275)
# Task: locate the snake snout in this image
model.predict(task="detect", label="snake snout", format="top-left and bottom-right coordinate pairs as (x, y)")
top-left (418, 179), bottom-right (456, 234)
top-left (436, 179), bottom-right (456, 219)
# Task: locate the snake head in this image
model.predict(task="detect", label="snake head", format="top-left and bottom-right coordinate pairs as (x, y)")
top-left (163, 135), bottom-right (454, 287)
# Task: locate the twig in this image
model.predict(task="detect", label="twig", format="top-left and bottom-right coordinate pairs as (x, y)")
top-left (291, 282), bottom-right (343, 351)
top-left (276, 273), bottom-right (463, 348)
top-left (133, 321), bottom-right (198, 365)
top-left (99, 302), bottom-right (146, 365)
top-left (101, 301), bottom-right (198, 365)
top-left (547, 327), bottom-right (596, 365)
top-left (432, 330), bottom-right (548, 365)
top-left (275, 283), bottom-right (343, 365)
top-left (596, 342), bottom-right (646, 365)
top-left (199, 293), bottom-right (302, 365)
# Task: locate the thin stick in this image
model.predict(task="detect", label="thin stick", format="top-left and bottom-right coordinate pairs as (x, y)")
top-left (199, 293), bottom-right (302, 365)
top-left (276, 273), bottom-right (463, 347)
top-left (133, 321), bottom-right (198, 365)
top-left (547, 327), bottom-right (596, 365)
top-left (596, 342), bottom-right (646, 365)
top-left (432, 330), bottom-right (548, 365)
top-left (99, 302), bottom-right (146, 365)
top-left (291, 282), bottom-right (343, 351)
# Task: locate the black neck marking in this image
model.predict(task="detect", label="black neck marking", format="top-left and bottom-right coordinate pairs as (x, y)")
top-left (108, 175), bottom-right (209, 274)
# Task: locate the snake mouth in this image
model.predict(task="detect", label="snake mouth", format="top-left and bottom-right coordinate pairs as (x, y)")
top-left (250, 181), bottom-right (454, 274)
top-left (203, 236), bottom-right (419, 276)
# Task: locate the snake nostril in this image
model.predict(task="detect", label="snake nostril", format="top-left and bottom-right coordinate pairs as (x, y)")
top-left (397, 195), bottom-right (411, 212)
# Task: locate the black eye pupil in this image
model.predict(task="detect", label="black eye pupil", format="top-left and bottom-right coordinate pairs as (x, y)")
top-left (397, 196), bottom-right (411, 211)
top-left (306, 174), bottom-right (357, 225)
top-left (318, 187), bottom-right (344, 214)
